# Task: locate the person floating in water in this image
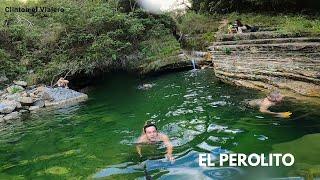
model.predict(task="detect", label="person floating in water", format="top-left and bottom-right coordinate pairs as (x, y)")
top-left (138, 83), bottom-right (154, 90)
top-left (136, 123), bottom-right (175, 162)
top-left (248, 91), bottom-right (292, 118)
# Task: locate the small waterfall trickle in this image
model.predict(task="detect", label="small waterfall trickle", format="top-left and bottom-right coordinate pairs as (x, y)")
top-left (191, 59), bottom-right (196, 70)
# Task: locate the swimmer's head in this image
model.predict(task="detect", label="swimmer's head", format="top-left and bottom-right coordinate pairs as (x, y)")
top-left (267, 91), bottom-right (283, 103)
top-left (143, 123), bottom-right (158, 142)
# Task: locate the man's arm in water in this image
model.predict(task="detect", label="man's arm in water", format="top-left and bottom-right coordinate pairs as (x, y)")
top-left (136, 135), bottom-right (144, 157)
top-left (161, 134), bottom-right (174, 161)
top-left (259, 105), bottom-right (290, 118)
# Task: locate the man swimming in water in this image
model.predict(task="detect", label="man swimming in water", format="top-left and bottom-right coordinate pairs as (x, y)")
top-left (248, 91), bottom-right (292, 118)
top-left (136, 123), bottom-right (175, 162)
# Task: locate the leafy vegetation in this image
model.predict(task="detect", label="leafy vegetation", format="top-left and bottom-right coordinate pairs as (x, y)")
top-left (175, 12), bottom-right (220, 50)
top-left (190, 0), bottom-right (320, 13)
top-left (0, 0), bottom-right (181, 85)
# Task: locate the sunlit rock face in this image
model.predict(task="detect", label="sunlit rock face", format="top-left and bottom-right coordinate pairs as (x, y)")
top-left (137, 0), bottom-right (191, 14)
top-left (209, 32), bottom-right (320, 104)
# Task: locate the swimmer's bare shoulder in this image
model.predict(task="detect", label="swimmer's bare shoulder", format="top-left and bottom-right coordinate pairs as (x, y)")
top-left (248, 98), bottom-right (263, 107)
top-left (158, 133), bottom-right (169, 141)
top-left (137, 134), bottom-right (148, 143)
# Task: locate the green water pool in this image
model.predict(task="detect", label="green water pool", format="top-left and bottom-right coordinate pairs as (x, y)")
top-left (1, 69), bottom-right (320, 179)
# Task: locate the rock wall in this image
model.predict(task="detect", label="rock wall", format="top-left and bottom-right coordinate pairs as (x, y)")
top-left (208, 32), bottom-right (320, 103)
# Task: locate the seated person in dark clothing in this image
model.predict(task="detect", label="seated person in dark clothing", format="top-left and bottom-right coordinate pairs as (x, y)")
top-left (234, 19), bottom-right (258, 33)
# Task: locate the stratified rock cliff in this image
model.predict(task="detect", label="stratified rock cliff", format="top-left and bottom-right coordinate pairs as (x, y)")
top-left (208, 31), bottom-right (320, 103)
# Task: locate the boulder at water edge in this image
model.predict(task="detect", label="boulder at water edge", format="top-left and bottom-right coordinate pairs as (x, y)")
top-left (18, 96), bottom-right (34, 105)
top-left (0, 100), bottom-right (21, 114)
top-left (13, 80), bottom-right (27, 87)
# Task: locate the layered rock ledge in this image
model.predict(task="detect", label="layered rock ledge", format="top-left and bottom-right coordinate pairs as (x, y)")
top-left (209, 31), bottom-right (320, 103)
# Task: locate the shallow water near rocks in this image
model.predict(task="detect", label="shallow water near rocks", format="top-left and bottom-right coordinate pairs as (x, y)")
top-left (0, 69), bottom-right (320, 179)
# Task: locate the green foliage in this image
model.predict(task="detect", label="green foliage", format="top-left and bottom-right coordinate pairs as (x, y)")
top-left (9, 86), bottom-right (23, 94)
top-left (0, 0), bottom-right (181, 84)
top-left (140, 34), bottom-right (180, 62)
top-left (191, 0), bottom-right (320, 13)
top-left (177, 12), bottom-right (219, 50)
top-left (177, 12), bottom-right (219, 35)
top-left (223, 47), bottom-right (231, 55)
top-left (0, 48), bottom-right (26, 79)
top-left (223, 13), bottom-right (320, 35)
top-left (279, 16), bottom-right (320, 34)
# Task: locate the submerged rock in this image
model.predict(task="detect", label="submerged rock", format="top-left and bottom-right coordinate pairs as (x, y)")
top-left (29, 106), bottom-right (40, 111)
top-left (33, 99), bottom-right (45, 108)
top-left (0, 115), bottom-right (4, 123)
top-left (19, 109), bottom-right (29, 113)
top-left (4, 111), bottom-right (20, 121)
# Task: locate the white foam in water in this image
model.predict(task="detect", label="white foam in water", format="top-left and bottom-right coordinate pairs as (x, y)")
top-left (207, 124), bottom-right (228, 132)
top-left (207, 123), bottom-right (243, 134)
top-left (254, 134), bottom-right (269, 141)
top-left (197, 141), bottom-right (220, 152)
top-left (194, 106), bottom-right (204, 112)
top-left (165, 108), bottom-right (193, 117)
top-left (224, 129), bottom-right (243, 134)
top-left (208, 101), bottom-right (227, 107)
top-left (183, 92), bottom-right (198, 98)
top-left (194, 124), bottom-right (206, 133)
top-left (208, 136), bottom-right (234, 144)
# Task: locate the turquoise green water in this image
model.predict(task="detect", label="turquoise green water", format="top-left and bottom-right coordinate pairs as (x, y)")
top-left (1, 69), bottom-right (320, 179)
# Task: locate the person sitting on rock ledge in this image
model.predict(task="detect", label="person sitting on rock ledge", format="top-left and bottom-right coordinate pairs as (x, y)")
top-left (228, 22), bottom-right (237, 34)
top-left (234, 19), bottom-right (258, 33)
top-left (56, 77), bottom-right (69, 88)
top-left (248, 91), bottom-right (292, 118)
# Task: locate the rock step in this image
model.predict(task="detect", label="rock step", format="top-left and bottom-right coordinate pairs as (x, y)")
top-left (208, 42), bottom-right (320, 52)
top-left (212, 55), bottom-right (320, 63)
top-left (214, 65), bottom-right (320, 80)
top-left (213, 58), bottom-right (320, 66)
top-left (216, 31), bottom-right (315, 41)
top-left (214, 69), bottom-right (320, 82)
top-left (211, 51), bottom-right (320, 60)
top-left (212, 37), bottom-right (320, 46)
top-left (214, 74), bottom-right (320, 99)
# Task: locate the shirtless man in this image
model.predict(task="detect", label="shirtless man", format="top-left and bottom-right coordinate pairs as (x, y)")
top-left (136, 123), bottom-right (175, 162)
top-left (56, 77), bottom-right (69, 88)
top-left (248, 91), bottom-right (292, 118)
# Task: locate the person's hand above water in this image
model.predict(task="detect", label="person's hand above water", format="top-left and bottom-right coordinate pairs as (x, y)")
top-left (165, 153), bottom-right (175, 163)
top-left (275, 111), bottom-right (292, 118)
